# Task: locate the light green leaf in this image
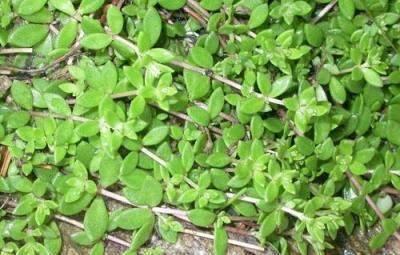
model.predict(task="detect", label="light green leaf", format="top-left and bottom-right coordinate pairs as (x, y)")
top-left (142, 126), bottom-right (169, 146)
top-left (44, 93), bottom-right (71, 116)
top-left (55, 20), bottom-right (78, 49)
top-left (8, 24), bottom-right (49, 47)
top-left (143, 7), bottom-right (161, 48)
top-left (159, 0), bottom-right (186, 10)
top-left (81, 33), bottom-right (113, 50)
top-left (79, 0), bottom-right (105, 14)
top-left (208, 87), bottom-right (224, 119)
top-left (329, 77), bottom-right (346, 104)
top-left (214, 226), bottom-right (228, 255)
top-left (189, 47), bottom-right (214, 68)
top-left (107, 5), bottom-right (124, 34)
top-left (84, 198), bottom-right (109, 241)
top-left (49, 0), bottom-right (76, 15)
top-left (187, 209), bottom-right (216, 227)
top-left (339, 0), bottom-right (355, 20)
top-left (269, 76), bottom-right (291, 97)
top-left (18, 0), bottom-right (47, 15)
top-left (184, 70), bottom-right (210, 99)
top-left (114, 208), bottom-right (154, 230)
top-left (187, 106), bottom-right (210, 126)
top-left (11, 81), bottom-right (33, 110)
top-left (206, 152), bottom-right (231, 167)
top-left (146, 48), bottom-right (175, 63)
top-left (362, 68), bottom-right (383, 87)
top-left (248, 4), bottom-right (269, 29)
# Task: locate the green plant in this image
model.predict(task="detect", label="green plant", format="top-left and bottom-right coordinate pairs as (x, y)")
top-left (1, 0), bottom-right (400, 254)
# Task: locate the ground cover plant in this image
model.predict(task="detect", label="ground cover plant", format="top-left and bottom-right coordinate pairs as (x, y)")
top-left (1, 0), bottom-right (400, 254)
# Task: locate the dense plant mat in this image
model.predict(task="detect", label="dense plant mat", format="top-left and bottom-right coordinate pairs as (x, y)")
top-left (1, 0), bottom-right (400, 254)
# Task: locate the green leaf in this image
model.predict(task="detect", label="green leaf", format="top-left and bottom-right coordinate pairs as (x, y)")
top-left (128, 95), bottom-right (145, 119)
top-left (239, 97), bottom-right (265, 114)
top-left (44, 93), bottom-right (71, 116)
top-left (208, 88), bottom-right (224, 119)
top-left (354, 148), bottom-right (375, 164)
top-left (295, 136), bottom-right (315, 156)
top-left (143, 7), bottom-right (162, 48)
top-left (206, 152), bottom-right (231, 167)
top-left (55, 20), bottom-right (78, 49)
top-left (184, 70), bottom-right (210, 99)
top-left (81, 33), bottom-right (113, 50)
top-left (329, 77), bottom-right (346, 104)
top-left (71, 231), bottom-right (96, 246)
top-left (123, 174), bottom-right (163, 207)
top-left (304, 24), bottom-right (323, 47)
top-left (49, 0), bottom-right (75, 15)
top-left (146, 48), bottom-right (175, 63)
top-left (248, 4), bottom-right (269, 29)
top-left (387, 120), bottom-right (400, 145)
top-left (11, 81), bottom-right (33, 110)
top-left (142, 126), bottom-right (169, 146)
top-left (362, 68), bottom-right (383, 87)
top-left (107, 5), bottom-right (124, 34)
top-left (159, 0), bottom-right (186, 10)
top-left (8, 24), bottom-right (49, 47)
top-left (83, 198), bottom-right (109, 242)
top-left (79, 0), bottom-right (105, 14)
top-left (99, 155), bottom-right (121, 187)
top-left (188, 209), bottom-right (216, 227)
top-left (260, 211), bottom-right (278, 238)
top-left (114, 208), bottom-right (154, 230)
top-left (177, 189), bottom-right (198, 203)
top-left (90, 242), bottom-right (105, 255)
top-left (182, 142), bottom-right (194, 171)
top-left (270, 76), bottom-right (291, 97)
top-left (349, 162), bottom-right (367, 175)
top-left (76, 120), bottom-right (100, 137)
top-left (54, 120), bottom-right (73, 145)
top-left (214, 226), bottom-right (228, 255)
top-left (200, 0), bottom-right (223, 11)
top-left (131, 216), bottom-right (155, 251)
top-left (189, 46), bottom-right (214, 68)
top-left (18, 0), bottom-right (47, 15)
top-left (187, 106), bottom-right (210, 126)
top-left (76, 89), bottom-right (104, 108)
top-left (339, 0), bottom-right (355, 20)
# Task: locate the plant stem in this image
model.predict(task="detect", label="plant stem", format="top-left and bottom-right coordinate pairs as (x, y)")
top-left (187, 0), bottom-right (210, 19)
top-left (312, 0), bottom-right (338, 24)
top-left (98, 188), bottom-right (188, 217)
top-left (54, 214), bottom-right (131, 247)
top-left (29, 111), bottom-right (89, 122)
top-left (0, 48), bottom-right (33, 54)
top-left (181, 228), bottom-right (265, 252)
top-left (183, 6), bottom-right (207, 27)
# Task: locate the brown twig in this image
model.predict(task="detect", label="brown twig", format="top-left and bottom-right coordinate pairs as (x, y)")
top-left (0, 148), bottom-right (11, 177)
top-left (187, 0), bottom-right (210, 19)
top-left (183, 6), bottom-right (207, 27)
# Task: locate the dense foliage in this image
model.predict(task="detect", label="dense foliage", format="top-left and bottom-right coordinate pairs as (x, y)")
top-left (1, 0), bottom-right (400, 254)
